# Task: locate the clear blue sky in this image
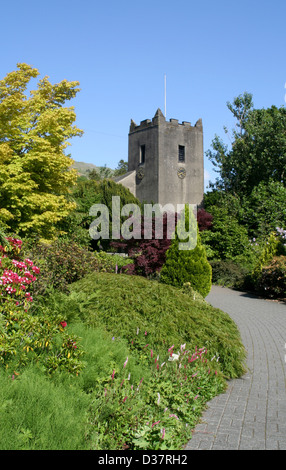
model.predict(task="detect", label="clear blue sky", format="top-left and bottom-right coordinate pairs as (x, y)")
top-left (1, 0), bottom-right (286, 190)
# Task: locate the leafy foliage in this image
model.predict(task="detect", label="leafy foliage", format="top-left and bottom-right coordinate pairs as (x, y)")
top-left (0, 63), bottom-right (83, 240)
top-left (61, 178), bottom-right (141, 249)
top-left (247, 228), bottom-right (286, 293)
top-left (241, 180), bottom-right (286, 238)
top-left (111, 212), bottom-right (175, 277)
top-left (250, 232), bottom-right (282, 280)
top-left (84, 339), bottom-right (226, 450)
top-left (0, 236), bottom-right (84, 375)
top-left (210, 260), bottom-right (249, 289)
top-left (200, 205), bottom-right (253, 264)
top-left (160, 207), bottom-right (212, 298)
top-left (113, 159), bottom-right (128, 177)
top-left (23, 238), bottom-right (121, 296)
top-left (197, 208), bottom-right (213, 231)
top-left (207, 93), bottom-right (286, 197)
top-left (0, 323), bottom-right (228, 450)
top-left (256, 256), bottom-right (286, 299)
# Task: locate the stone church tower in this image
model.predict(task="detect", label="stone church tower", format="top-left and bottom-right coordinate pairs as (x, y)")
top-left (115, 108), bottom-right (204, 208)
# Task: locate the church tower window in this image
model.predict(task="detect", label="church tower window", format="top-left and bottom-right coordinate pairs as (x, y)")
top-left (178, 145), bottom-right (185, 162)
top-left (140, 145), bottom-right (146, 164)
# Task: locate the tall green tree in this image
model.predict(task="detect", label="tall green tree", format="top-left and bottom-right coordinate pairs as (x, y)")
top-left (0, 63), bottom-right (83, 239)
top-left (61, 178), bottom-right (141, 250)
top-left (113, 159), bottom-right (128, 177)
top-left (242, 180), bottom-right (286, 238)
top-left (207, 93), bottom-right (286, 196)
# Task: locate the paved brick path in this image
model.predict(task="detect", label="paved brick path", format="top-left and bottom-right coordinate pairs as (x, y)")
top-left (184, 285), bottom-right (286, 450)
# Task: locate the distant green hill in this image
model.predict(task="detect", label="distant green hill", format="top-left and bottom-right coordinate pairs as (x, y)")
top-left (72, 161), bottom-right (114, 177)
top-left (71, 161), bottom-right (99, 176)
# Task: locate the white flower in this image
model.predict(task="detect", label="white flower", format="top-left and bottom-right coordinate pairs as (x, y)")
top-left (168, 353), bottom-right (180, 361)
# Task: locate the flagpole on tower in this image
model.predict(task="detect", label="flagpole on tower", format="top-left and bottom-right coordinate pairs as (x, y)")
top-left (164, 74), bottom-right (167, 118)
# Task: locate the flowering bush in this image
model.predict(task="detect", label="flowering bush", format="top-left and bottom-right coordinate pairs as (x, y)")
top-left (276, 227), bottom-right (286, 252)
top-left (256, 256), bottom-right (286, 299)
top-left (0, 237), bottom-right (40, 311)
top-left (24, 238), bottom-right (122, 296)
top-left (0, 237), bottom-right (84, 375)
top-left (85, 330), bottom-right (226, 450)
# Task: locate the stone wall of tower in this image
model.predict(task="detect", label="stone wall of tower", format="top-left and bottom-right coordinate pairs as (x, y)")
top-left (127, 109), bottom-right (204, 208)
top-left (128, 112), bottom-right (161, 204)
top-left (158, 114), bottom-right (204, 208)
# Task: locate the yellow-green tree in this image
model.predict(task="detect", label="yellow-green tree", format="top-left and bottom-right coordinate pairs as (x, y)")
top-left (0, 63), bottom-right (83, 240)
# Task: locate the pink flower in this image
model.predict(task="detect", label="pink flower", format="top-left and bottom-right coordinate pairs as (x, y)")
top-left (123, 357), bottom-right (128, 368)
top-left (60, 321), bottom-right (67, 328)
top-left (161, 428), bottom-right (165, 439)
top-left (111, 369), bottom-right (115, 380)
top-left (152, 420), bottom-right (160, 427)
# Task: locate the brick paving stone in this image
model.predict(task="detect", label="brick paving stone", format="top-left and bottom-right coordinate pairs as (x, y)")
top-left (184, 286), bottom-right (286, 451)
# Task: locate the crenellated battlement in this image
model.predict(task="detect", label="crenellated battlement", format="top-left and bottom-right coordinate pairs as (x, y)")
top-left (129, 108), bottom-right (202, 133)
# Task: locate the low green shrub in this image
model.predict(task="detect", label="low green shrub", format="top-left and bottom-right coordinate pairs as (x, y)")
top-left (22, 238), bottom-right (124, 295)
top-left (63, 272), bottom-right (246, 379)
top-left (210, 260), bottom-right (249, 289)
top-left (256, 256), bottom-right (286, 299)
top-left (251, 232), bottom-right (281, 280)
top-left (0, 305), bottom-right (84, 376)
top-left (97, 252), bottom-right (132, 272)
top-left (249, 230), bottom-right (286, 293)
